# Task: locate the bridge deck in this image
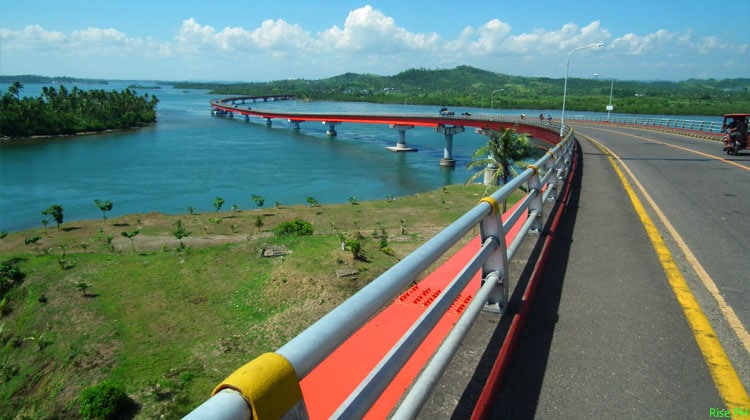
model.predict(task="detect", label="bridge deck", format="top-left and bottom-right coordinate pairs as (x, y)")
top-left (419, 135), bottom-right (727, 418)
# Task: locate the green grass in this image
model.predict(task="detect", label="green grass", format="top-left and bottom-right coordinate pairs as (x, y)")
top-left (0, 184), bottom-right (516, 418)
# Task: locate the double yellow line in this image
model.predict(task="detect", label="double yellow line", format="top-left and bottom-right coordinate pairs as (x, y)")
top-left (582, 134), bottom-right (750, 412)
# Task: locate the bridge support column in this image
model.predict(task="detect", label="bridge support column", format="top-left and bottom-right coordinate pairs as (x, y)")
top-left (434, 125), bottom-right (465, 167)
top-left (244, 115), bottom-right (250, 122)
top-left (288, 119), bottom-right (304, 130)
top-left (323, 121), bottom-right (341, 136)
top-left (265, 118), bottom-right (273, 127)
top-left (387, 124), bottom-right (417, 152)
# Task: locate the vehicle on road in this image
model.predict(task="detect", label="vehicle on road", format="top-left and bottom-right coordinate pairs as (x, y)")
top-left (721, 113), bottom-right (749, 155)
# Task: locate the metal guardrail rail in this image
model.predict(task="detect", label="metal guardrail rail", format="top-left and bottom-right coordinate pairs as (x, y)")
top-left (185, 120), bottom-right (576, 419)
top-left (562, 114), bottom-right (723, 133)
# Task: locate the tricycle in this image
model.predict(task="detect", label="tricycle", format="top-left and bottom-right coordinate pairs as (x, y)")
top-left (722, 113), bottom-right (749, 155)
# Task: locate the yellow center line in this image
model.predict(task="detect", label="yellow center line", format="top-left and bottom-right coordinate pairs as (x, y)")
top-left (582, 134), bottom-right (750, 412)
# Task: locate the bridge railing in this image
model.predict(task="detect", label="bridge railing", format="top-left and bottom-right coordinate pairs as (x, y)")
top-left (560, 114), bottom-right (723, 133)
top-left (185, 123), bottom-right (576, 419)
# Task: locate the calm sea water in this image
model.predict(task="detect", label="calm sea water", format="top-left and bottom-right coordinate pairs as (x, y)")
top-left (0, 82), bottom-right (720, 233)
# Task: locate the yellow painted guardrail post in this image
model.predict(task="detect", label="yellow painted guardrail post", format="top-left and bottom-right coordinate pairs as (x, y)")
top-left (185, 352), bottom-right (308, 420)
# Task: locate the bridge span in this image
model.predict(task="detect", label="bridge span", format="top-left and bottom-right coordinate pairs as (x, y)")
top-left (189, 99), bottom-right (749, 418)
top-left (210, 96), bottom-right (558, 167)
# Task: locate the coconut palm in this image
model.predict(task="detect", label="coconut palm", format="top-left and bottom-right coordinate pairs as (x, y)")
top-left (467, 127), bottom-right (533, 185)
top-left (466, 127), bottom-right (533, 211)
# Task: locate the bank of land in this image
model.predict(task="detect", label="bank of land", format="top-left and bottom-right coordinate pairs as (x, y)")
top-left (0, 184), bottom-right (507, 418)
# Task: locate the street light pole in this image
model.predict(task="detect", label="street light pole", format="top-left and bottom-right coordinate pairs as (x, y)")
top-left (594, 73), bottom-right (615, 122)
top-left (560, 42), bottom-right (604, 137)
top-left (490, 89), bottom-right (503, 110)
top-left (607, 78), bottom-right (614, 122)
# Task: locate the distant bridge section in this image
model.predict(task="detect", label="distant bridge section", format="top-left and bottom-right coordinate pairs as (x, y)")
top-left (210, 96), bottom-right (564, 167)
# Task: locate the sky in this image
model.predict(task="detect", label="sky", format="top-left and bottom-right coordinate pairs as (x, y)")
top-left (0, 0), bottom-right (748, 82)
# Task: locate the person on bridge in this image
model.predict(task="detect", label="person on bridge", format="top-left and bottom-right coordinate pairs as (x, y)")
top-left (725, 117), bottom-right (744, 145)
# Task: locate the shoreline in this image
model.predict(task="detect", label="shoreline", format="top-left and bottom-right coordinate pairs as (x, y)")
top-left (0, 123), bottom-right (155, 143)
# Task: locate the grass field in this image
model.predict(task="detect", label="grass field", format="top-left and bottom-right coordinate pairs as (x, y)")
top-left (0, 184), bottom-right (509, 418)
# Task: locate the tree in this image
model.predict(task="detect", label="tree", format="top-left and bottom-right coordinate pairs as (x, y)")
top-left (213, 196), bottom-right (225, 212)
top-left (121, 229), bottom-right (139, 252)
top-left (94, 199), bottom-right (113, 221)
top-left (253, 215), bottom-right (264, 232)
top-left (306, 196), bottom-right (319, 207)
top-left (41, 205), bottom-right (64, 230)
top-left (7, 81), bottom-right (23, 100)
top-left (251, 194), bottom-right (265, 210)
top-left (75, 281), bottom-right (91, 296)
top-left (466, 127), bottom-right (533, 210)
top-left (173, 219), bottom-right (190, 249)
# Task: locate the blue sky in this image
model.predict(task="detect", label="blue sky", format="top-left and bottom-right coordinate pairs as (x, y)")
top-left (1, 0), bottom-right (748, 81)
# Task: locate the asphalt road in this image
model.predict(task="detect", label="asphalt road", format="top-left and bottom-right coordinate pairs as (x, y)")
top-left (418, 125), bottom-right (749, 419)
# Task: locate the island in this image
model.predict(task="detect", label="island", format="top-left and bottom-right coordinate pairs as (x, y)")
top-left (0, 81), bottom-right (159, 138)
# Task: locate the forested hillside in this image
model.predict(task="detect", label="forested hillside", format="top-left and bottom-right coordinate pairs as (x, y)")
top-left (176, 65), bottom-right (750, 116)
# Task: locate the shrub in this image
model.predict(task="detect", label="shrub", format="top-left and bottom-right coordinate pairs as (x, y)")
top-left (78, 380), bottom-right (131, 419)
top-left (0, 260), bottom-right (24, 300)
top-left (273, 218), bottom-right (314, 237)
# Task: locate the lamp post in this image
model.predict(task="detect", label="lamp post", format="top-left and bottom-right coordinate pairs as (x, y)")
top-left (594, 73), bottom-right (615, 122)
top-left (606, 77), bottom-right (614, 122)
top-left (490, 89), bottom-right (503, 110)
top-left (560, 43), bottom-right (604, 137)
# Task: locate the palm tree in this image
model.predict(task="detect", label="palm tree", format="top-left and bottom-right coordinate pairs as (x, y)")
top-left (8, 81), bottom-right (23, 99)
top-left (466, 127), bottom-right (533, 210)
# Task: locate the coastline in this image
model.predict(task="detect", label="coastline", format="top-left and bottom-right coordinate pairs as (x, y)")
top-left (0, 123), bottom-right (155, 142)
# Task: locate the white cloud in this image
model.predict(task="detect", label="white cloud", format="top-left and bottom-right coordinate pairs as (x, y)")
top-left (317, 5), bottom-right (440, 52)
top-left (172, 17), bottom-right (311, 57)
top-left (611, 29), bottom-right (675, 55)
top-left (0, 24), bottom-right (65, 50)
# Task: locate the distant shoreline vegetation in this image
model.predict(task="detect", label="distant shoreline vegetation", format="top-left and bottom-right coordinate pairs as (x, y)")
top-left (0, 82), bottom-right (159, 139)
top-left (173, 66), bottom-right (750, 116)
top-left (127, 84), bottom-right (162, 90)
top-left (0, 75), bottom-right (109, 85)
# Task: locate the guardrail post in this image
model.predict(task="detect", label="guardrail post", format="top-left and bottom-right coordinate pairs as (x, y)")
top-left (478, 197), bottom-right (510, 313)
top-left (527, 166), bottom-right (543, 232)
top-left (185, 352), bottom-right (309, 420)
top-left (545, 151), bottom-right (559, 201)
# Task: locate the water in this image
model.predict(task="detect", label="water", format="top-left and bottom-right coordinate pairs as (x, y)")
top-left (0, 82), bottom-right (491, 232)
top-left (0, 82), bottom-right (720, 233)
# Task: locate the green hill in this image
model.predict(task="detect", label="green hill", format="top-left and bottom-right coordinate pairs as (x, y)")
top-left (175, 65), bottom-right (750, 116)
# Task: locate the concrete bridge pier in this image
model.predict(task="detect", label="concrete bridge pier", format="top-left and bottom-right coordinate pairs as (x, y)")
top-left (435, 125), bottom-right (465, 167)
top-left (265, 118), bottom-right (273, 127)
top-left (387, 124), bottom-right (417, 152)
top-left (289, 119), bottom-right (304, 130)
top-left (323, 121), bottom-right (341, 136)
top-left (244, 115), bottom-right (250, 122)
